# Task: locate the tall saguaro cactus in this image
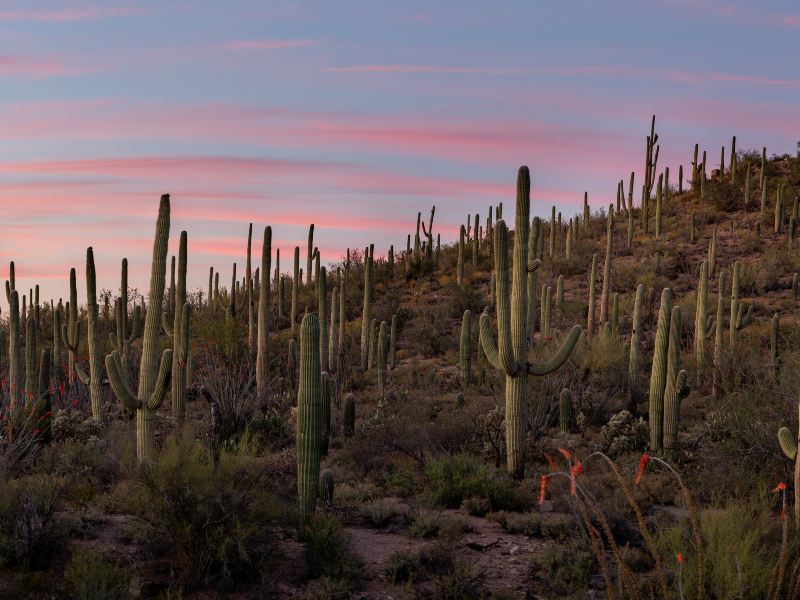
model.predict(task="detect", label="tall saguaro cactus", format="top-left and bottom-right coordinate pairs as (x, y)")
top-left (648, 288), bottom-right (672, 451)
top-left (319, 266), bottom-right (329, 372)
top-left (460, 310), bottom-right (472, 388)
top-left (479, 167), bottom-right (582, 479)
top-left (306, 224), bottom-right (315, 286)
top-left (83, 247), bottom-right (103, 420)
top-left (292, 247), bottom-right (300, 338)
top-left (600, 206), bottom-right (613, 323)
top-left (360, 245), bottom-right (374, 370)
top-left (105, 195), bottom-right (173, 465)
top-left (694, 260), bottom-right (715, 373)
top-left (162, 232), bottom-right (189, 424)
top-left (62, 268), bottom-right (80, 385)
top-left (256, 227), bottom-right (272, 402)
top-left (297, 313), bottom-right (322, 522)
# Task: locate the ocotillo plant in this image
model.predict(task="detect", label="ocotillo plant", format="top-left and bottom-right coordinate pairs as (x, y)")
top-left (343, 392), bottom-right (355, 437)
top-left (61, 268), bottom-right (80, 385)
top-left (729, 261), bottom-right (753, 345)
top-left (360, 244), bottom-right (374, 370)
top-left (460, 310), bottom-right (472, 389)
top-left (663, 306), bottom-right (690, 450)
top-left (559, 388), bottom-right (572, 434)
top-left (256, 227), bottom-right (272, 403)
top-left (648, 288), bottom-right (672, 451)
top-left (296, 313), bottom-right (322, 522)
top-left (377, 321), bottom-right (388, 400)
top-left (478, 166), bottom-right (581, 479)
top-left (105, 194), bottom-right (173, 466)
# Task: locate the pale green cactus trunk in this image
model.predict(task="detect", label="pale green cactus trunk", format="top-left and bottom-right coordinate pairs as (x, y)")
top-left (321, 371), bottom-right (331, 456)
top-left (527, 217), bottom-right (540, 343)
top-left (62, 268), bottom-right (80, 385)
top-left (694, 260), bottom-right (715, 373)
top-left (377, 321), bottom-right (388, 400)
top-left (587, 253), bottom-right (597, 337)
top-left (297, 313), bottom-right (322, 522)
top-left (256, 227), bottom-right (272, 402)
top-left (457, 225), bottom-right (465, 286)
top-left (105, 195), bottom-right (173, 465)
top-left (85, 248), bottom-right (103, 420)
top-left (360, 245), bottom-right (373, 370)
top-left (460, 310), bottom-right (472, 389)
top-left (478, 167), bottom-right (581, 479)
top-left (8, 291), bottom-right (20, 409)
top-left (163, 232), bottom-right (189, 424)
top-left (329, 287), bottom-right (338, 374)
top-left (729, 261), bottom-right (753, 346)
top-left (24, 316), bottom-right (37, 408)
top-left (549, 206), bottom-right (556, 257)
top-left (291, 247), bottom-right (300, 338)
top-left (306, 224), bottom-right (314, 286)
top-left (559, 388), bottom-right (572, 434)
top-left (629, 284), bottom-right (644, 385)
top-left (713, 270), bottom-right (727, 398)
top-left (648, 288), bottom-right (672, 451)
top-left (319, 266), bottom-right (328, 373)
top-left (368, 318), bottom-right (378, 370)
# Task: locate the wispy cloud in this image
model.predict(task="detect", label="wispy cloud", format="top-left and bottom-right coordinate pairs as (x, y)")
top-left (224, 39), bottom-right (322, 50)
top-left (0, 54), bottom-right (95, 77)
top-left (325, 64), bottom-right (528, 75)
top-left (0, 6), bottom-right (147, 22)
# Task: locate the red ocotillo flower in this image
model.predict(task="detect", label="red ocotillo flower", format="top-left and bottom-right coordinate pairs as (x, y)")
top-left (538, 475), bottom-right (549, 505)
top-left (635, 452), bottom-right (649, 484)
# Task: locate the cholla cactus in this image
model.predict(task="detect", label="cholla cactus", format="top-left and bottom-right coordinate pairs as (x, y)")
top-left (478, 167), bottom-right (581, 479)
top-left (105, 195), bottom-right (173, 465)
top-left (297, 313), bottom-right (322, 521)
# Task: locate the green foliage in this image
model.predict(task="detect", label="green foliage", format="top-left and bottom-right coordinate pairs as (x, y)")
top-left (64, 546), bottom-right (131, 600)
top-left (529, 541), bottom-right (593, 598)
top-left (301, 512), bottom-right (362, 583)
top-left (132, 436), bottom-right (284, 589)
top-left (599, 410), bottom-right (649, 457)
top-left (424, 454), bottom-right (520, 511)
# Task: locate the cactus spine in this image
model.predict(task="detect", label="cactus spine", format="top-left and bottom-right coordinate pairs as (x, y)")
top-left (559, 388), bottom-right (572, 434)
top-left (478, 167), bottom-right (581, 479)
top-left (297, 313), bottom-right (322, 521)
top-left (648, 288), bottom-right (672, 451)
top-left (360, 245), bottom-right (374, 370)
top-left (460, 310), bottom-right (472, 388)
top-left (343, 392), bottom-right (355, 437)
top-left (105, 195), bottom-right (173, 465)
top-left (256, 227), bottom-right (272, 402)
top-left (663, 306), bottom-right (689, 450)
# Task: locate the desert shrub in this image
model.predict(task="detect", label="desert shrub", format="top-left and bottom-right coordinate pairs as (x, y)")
top-left (599, 410), bottom-right (649, 457)
top-left (424, 454), bottom-right (520, 511)
top-left (51, 409), bottom-right (103, 443)
top-left (539, 513), bottom-right (578, 541)
top-left (405, 304), bottom-right (454, 357)
top-left (529, 540), bottom-right (593, 597)
top-left (0, 473), bottom-right (68, 568)
top-left (359, 498), bottom-right (404, 528)
top-left (704, 179), bottom-right (739, 212)
top-left (301, 512), bottom-right (362, 584)
top-left (132, 436), bottom-right (285, 589)
top-left (408, 511), bottom-right (443, 538)
top-left (385, 542), bottom-right (454, 584)
top-left (461, 495), bottom-right (491, 517)
top-left (429, 561), bottom-right (484, 599)
top-left (445, 281), bottom-right (483, 318)
top-left (655, 501), bottom-right (784, 599)
top-left (63, 546), bottom-right (131, 600)
top-left (500, 512), bottom-right (541, 537)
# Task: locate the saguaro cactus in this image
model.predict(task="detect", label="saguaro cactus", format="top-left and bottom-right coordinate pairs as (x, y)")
top-left (111, 259), bottom-right (142, 373)
top-left (360, 245), bottom-right (374, 370)
top-left (729, 261), bottom-right (753, 345)
top-left (527, 218), bottom-right (540, 343)
top-left (377, 321), bottom-right (388, 400)
top-left (648, 288), bottom-right (672, 451)
top-left (478, 167), bottom-right (581, 479)
top-left (297, 313), bottom-right (322, 522)
top-left (343, 392), bottom-right (355, 437)
top-left (460, 310), bottom-right (472, 388)
top-left (8, 291), bottom-right (20, 408)
top-left (321, 371), bottom-right (332, 456)
top-left (694, 260), bottom-right (715, 372)
top-left (390, 314), bottom-right (397, 369)
top-left (162, 232), bottom-right (189, 424)
top-left (420, 206), bottom-right (435, 261)
top-left (457, 225), bottom-right (465, 286)
top-left (329, 286), bottom-right (338, 374)
top-left (320, 469), bottom-right (334, 507)
top-left (777, 421), bottom-right (799, 530)
top-left (83, 248), bottom-right (103, 420)
top-left (713, 270), bottom-right (727, 398)
top-left (663, 307), bottom-right (690, 450)
top-left (306, 224), bottom-right (315, 286)
top-left (62, 268), bottom-right (80, 385)
top-left (24, 316), bottom-right (37, 407)
top-left (559, 389), bottom-right (573, 434)
top-left (587, 253), bottom-right (597, 337)
top-left (256, 227), bottom-right (272, 402)
top-left (105, 195), bottom-right (173, 465)
top-left (319, 266), bottom-right (328, 372)
top-left (287, 338), bottom-right (297, 391)
top-left (629, 284), bottom-right (644, 390)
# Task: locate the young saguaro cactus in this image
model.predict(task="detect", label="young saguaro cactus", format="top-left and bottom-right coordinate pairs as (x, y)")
top-left (559, 388), bottom-right (573, 434)
top-left (329, 286), bottom-right (338, 374)
top-left (663, 306), bottom-right (690, 450)
top-left (460, 310), bottom-right (472, 389)
top-left (694, 260), bottom-right (716, 373)
top-left (457, 225), bottom-right (465, 286)
top-left (648, 288), bottom-right (672, 451)
top-left (319, 266), bottom-right (328, 372)
top-left (479, 167), bottom-right (582, 479)
top-left (343, 392), bottom-right (355, 437)
top-left (297, 313), bottom-right (322, 522)
top-left (105, 195), bottom-right (173, 465)
top-left (628, 284), bottom-right (644, 401)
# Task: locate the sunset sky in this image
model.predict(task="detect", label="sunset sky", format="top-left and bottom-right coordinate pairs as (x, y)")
top-left (2, 0), bottom-right (799, 305)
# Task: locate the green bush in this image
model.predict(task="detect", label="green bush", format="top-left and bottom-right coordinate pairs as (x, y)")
top-left (132, 436), bottom-right (284, 589)
top-left (529, 540), bottom-right (593, 598)
top-left (64, 546), bottom-right (131, 600)
top-left (424, 454), bottom-right (519, 511)
top-left (301, 512), bottom-right (362, 585)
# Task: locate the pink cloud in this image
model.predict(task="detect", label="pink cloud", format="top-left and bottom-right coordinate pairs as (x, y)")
top-left (0, 55), bottom-right (93, 77)
top-left (0, 6), bottom-right (147, 21)
top-left (325, 64), bottom-right (529, 75)
top-left (224, 39), bottom-right (322, 50)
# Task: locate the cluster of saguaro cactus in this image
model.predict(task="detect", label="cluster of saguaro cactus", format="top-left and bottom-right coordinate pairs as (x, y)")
top-left (105, 195), bottom-right (173, 465)
top-left (662, 306), bottom-right (690, 450)
top-left (479, 166), bottom-right (581, 479)
top-left (297, 313), bottom-right (322, 521)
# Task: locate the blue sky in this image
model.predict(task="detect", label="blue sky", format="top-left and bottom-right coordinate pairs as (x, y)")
top-left (1, 0), bottom-right (798, 304)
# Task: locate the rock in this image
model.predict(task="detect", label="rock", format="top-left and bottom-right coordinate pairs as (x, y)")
top-left (509, 545), bottom-right (520, 555)
top-left (465, 537), bottom-right (499, 551)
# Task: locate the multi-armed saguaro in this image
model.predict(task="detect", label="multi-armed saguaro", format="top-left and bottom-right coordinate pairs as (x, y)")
top-left (479, 167), bottom-right (582, 479)
top-left (105, 195), bottom-right (173, 465)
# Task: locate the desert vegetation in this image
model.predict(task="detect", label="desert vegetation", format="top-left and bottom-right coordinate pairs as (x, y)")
top-left (1, 117), bottom-right (799, 598)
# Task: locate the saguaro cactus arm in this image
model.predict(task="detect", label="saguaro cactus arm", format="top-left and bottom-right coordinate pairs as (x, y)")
top-left (778, 427), bottom-right (797, 460)
top-left (478, 310), bottom-right (502, 371)
top-left (526, 325), bottom-right (582, 375)
top-left (147, 349), bottom-right (173, 410)
top-left (106, 351), bottom-right (141, 410)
